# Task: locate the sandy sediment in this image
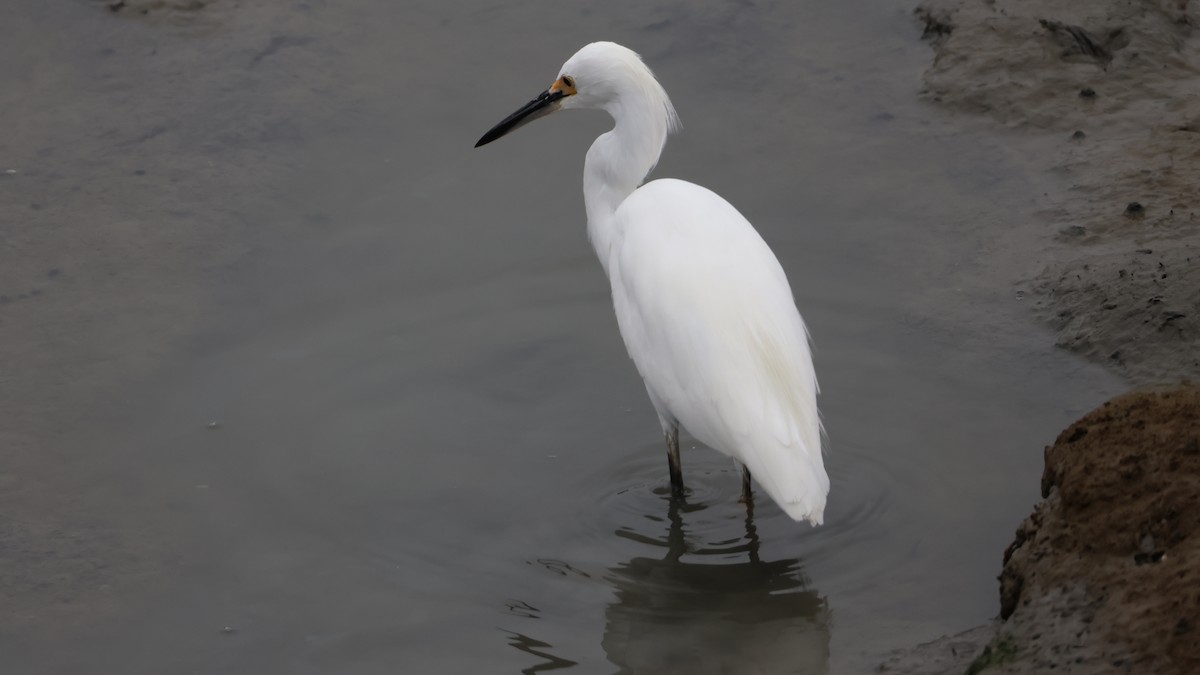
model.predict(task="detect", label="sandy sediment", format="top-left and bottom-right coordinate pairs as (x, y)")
top-left (916, 0), bottom-right (1200, 384)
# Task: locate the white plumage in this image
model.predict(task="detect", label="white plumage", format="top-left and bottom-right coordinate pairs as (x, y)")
top-left (476, 42), bottom-right (828, 525)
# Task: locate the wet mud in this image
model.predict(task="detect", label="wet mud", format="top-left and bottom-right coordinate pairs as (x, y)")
top-left (879, 1), bottom-right (1200, 671)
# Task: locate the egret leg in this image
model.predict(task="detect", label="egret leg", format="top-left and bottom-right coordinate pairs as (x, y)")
top-left (743, 499), bottom-right (761, 565)
top-left (665, 424), bottom-right (684, 495)
top-left (738, 462), bottom-right (754, 506)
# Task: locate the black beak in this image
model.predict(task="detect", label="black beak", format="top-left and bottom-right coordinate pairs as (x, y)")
top-left (475, 88), bottom-right (566, 148)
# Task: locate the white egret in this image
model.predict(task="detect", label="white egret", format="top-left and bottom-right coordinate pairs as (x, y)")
top-left (476, 42), bottom-right (827, 524)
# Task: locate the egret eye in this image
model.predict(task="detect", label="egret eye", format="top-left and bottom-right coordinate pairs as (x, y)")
top-left (563, 76), bottom-right (575, 89)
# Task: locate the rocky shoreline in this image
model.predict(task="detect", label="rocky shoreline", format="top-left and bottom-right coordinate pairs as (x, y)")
top-left (882, 1), bottom-right (1200, 672)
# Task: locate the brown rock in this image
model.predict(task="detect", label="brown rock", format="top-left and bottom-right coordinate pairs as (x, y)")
top-left (998, 386), bottom-right (1200, 674)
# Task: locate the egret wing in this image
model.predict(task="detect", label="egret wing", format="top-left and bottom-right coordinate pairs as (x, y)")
top-left (610, 179), bottom-right (828, 523)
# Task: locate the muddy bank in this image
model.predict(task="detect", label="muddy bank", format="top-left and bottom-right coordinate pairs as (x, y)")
top-left (915, 0), bottom-right (1200, 384)
top-left (879, 1), bottom-right (1200, 671)
top-left (881, 387), bottom-right (1200, 674)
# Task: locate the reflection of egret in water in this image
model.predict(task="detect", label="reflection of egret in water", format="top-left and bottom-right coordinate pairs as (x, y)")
top-left (603, 494), bottom-right (830, 674)
top-left (503, 630), bottom-right (579, 674)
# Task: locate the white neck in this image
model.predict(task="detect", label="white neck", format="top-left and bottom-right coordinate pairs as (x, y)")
top-left (583, 98), bottom-right (670, 277)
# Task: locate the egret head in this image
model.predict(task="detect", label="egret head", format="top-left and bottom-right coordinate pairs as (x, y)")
top-left (475, 41), bottom-right (678, 148)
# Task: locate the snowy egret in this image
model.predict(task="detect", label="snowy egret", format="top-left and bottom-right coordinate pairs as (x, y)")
top-left (476, 42), bottom-right (828, 525)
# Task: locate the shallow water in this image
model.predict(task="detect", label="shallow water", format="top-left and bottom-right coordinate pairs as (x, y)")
top-left (8, 1), bottom-right (1125, 673)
